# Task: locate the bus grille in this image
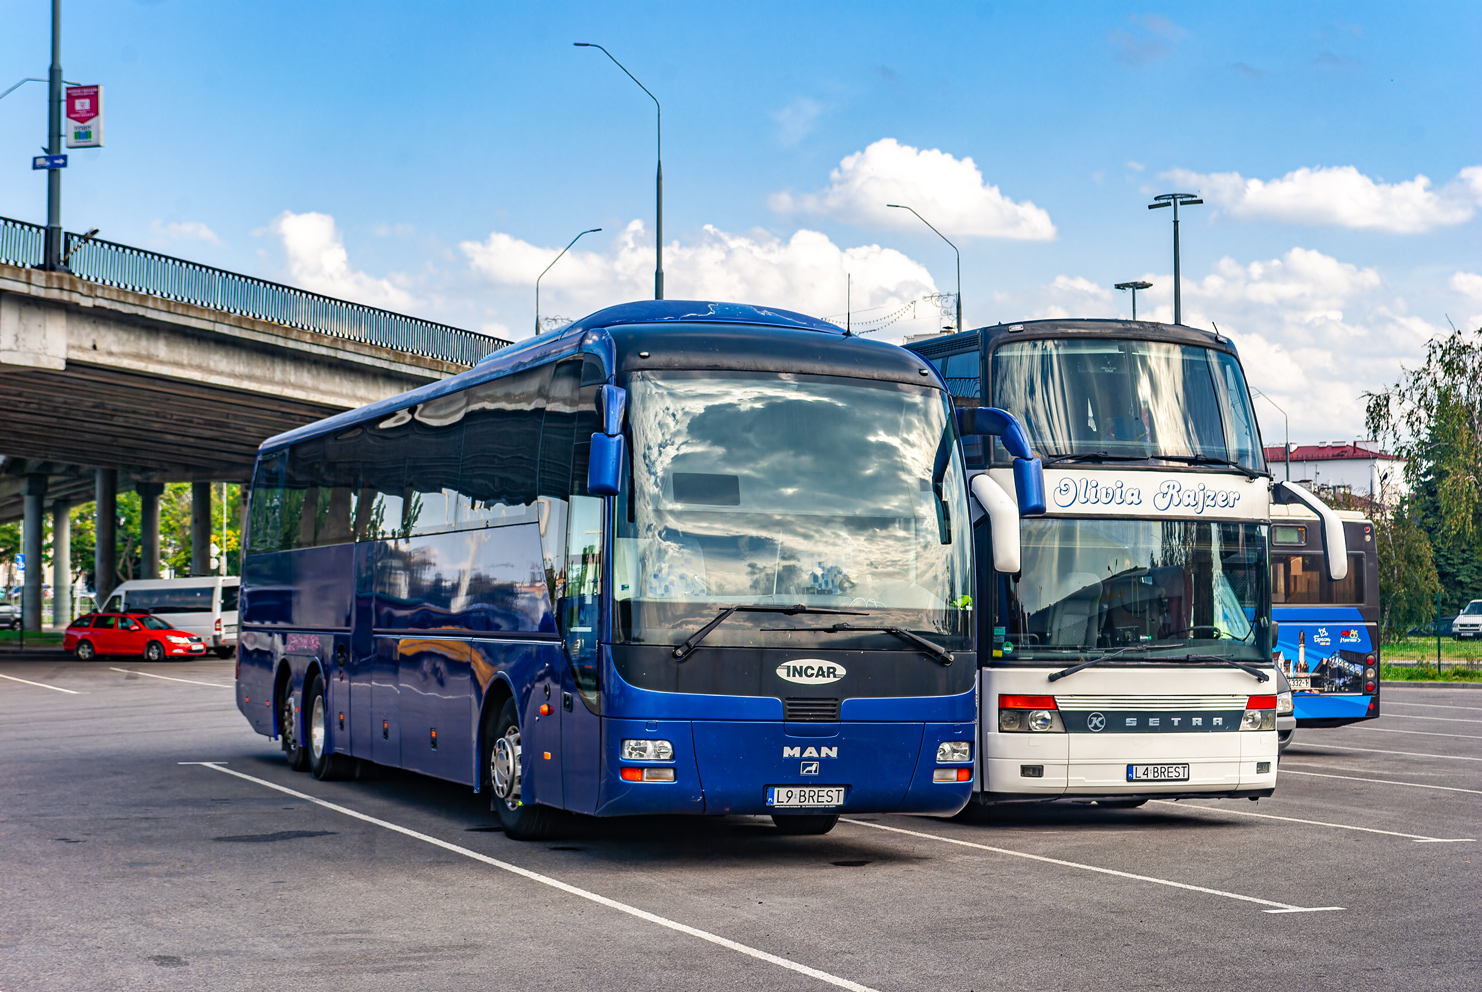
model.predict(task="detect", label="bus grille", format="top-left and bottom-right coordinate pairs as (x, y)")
top-left (784, 698), bottom-right (841, 722)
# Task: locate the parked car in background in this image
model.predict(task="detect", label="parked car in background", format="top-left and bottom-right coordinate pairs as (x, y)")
top-left (1450, 600), bottom-right (1482, 640)
top-left (64, 612), bottom-right (207, 661)
top-left (101, 577), bottom-right (239, 657)
top-left (0, 599), bottom-right (19, 630)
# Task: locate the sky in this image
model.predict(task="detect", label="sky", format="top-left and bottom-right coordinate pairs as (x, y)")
top-left (2, 1), bottom-right (1478, 444)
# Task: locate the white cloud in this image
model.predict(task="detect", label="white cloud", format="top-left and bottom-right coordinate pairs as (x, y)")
top-left (774, 97), bottom-right (826, 147)
top-left (1165, 164), bottom-right (1482, 233)
top-left (268, 210), bottom-right (415, 311)
top-left (997, 248), bottom-right (1441, 439)
top-left (150, 220), bottom-right (221, 244)
top-left (460, 219), bottom-right (948, 341)
top-left (769, 138), bottom-right (1056, 241)
top-left (1452, 271), bottom-right (1482, 330)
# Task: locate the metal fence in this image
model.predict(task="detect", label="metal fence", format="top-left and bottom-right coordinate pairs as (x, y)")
top-left (0, 215), bottom-right (508, 366)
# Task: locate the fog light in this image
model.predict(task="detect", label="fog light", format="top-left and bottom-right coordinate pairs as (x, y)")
top-left (937, 741), bottom-right (971, 762)
top-left (1020, 764), bottom-right (1044, 778)
top-left (1256, 762), bottom-right (1271, 775)
top-left (621, 739), bottom-right (674, 761)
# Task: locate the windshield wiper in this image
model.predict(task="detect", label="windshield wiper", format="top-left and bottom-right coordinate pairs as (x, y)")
top-left (1043, 452), bottom-right (1148, 464)
top-left (673, 605), bottom-right (867, 662)
top-left (1047, 644), bottom-right (1151, 682)
top-left (762, 622), bottom-right (954, 666)
top-left (1180, 655), bottom-right (1270, 682)
top-left (1150, 453), bottom-right (1264, 480)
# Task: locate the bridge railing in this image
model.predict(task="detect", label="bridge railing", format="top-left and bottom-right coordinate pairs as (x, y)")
top-left (0, 215), bottom-right (508, 366)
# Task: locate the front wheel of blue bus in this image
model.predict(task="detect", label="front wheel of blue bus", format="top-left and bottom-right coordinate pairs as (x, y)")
top-left (486, 698), bottom-right (559, 841)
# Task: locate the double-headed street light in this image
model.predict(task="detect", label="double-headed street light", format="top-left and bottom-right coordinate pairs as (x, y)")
top-left (886, 203), bottom-right (961, 334)
top-left (536, 228), bottom-right (601, 334)
top-left (1114, 280), bottom-right (1152, 320)
top-left (1147, 192), bottom-right (1202, 325)
top-left (575, 42), bottom-right (663, 300)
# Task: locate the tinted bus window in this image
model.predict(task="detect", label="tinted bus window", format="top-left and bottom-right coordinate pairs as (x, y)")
top-left (1271, 553), bottom-right (1367, 605)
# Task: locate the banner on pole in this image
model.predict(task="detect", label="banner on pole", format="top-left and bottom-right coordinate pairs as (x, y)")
top-left (65, 85), bottom-right (103, 148)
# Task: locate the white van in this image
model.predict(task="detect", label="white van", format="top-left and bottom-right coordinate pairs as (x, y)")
top-left (102, 576), bottom-right (239, 657)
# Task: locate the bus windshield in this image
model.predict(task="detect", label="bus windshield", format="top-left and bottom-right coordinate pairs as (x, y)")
top-left (992, 339), bottom-right (1265, 473)
top-left (998, 518), bottom-right (1269, 663)
top-left (615, 371), bottom-right (973, 650)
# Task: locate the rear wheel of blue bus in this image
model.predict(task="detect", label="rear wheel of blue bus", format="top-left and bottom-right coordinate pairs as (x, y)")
top-left (486, 698), bottom-right (559, 841)
top-left (307, 674), bottom-right (354, 781)
top-left (280, 680), bottom-right (309, 772)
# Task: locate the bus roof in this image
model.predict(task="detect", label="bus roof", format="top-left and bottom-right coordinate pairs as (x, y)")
top-left (908, 318), bottom-right (1238, 359)
top-left (260, 300), bottom-right (937, 453)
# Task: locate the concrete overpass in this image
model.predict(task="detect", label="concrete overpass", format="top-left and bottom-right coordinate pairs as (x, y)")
top-left (1, 215), bottom-right (509, 630)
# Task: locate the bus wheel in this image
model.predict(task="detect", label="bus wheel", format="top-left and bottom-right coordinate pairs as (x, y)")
top-left (307, 673), bottom-right (353, 781)
top-left (280, 681), bottom-right (309, 772)
top-left (487, 698), bottom-right (557, 841)
top-left (771, 814), bottom-right (838, 835)
top-left (144, 641), bottom-right (165, 663)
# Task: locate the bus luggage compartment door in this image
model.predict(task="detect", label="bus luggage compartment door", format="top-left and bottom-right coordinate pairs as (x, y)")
top-left (690, 721), bottom-right (923, 815)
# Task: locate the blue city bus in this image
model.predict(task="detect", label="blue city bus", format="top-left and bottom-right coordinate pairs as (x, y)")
top-left (236, 301), bottom-right (1039, 839)
top-left (1270, 508), bottom-right (1380, 734)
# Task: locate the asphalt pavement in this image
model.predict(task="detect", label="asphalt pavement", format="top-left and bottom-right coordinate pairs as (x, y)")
top-left (0, 656), bottom-right (1476, 991)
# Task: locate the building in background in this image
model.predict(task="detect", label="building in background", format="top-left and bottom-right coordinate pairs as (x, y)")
top-left (1263, 440), bottom-right (1407, 505)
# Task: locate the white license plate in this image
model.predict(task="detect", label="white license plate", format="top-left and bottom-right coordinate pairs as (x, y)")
top-left (1289, 677), bottom-right (1311, 690)
top-left (767, 786), bottom-right (845, 808)
top-left (1127, 763), bottom-right (1190, 782)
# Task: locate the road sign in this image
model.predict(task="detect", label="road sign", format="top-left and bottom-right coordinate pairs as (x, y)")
top-left (32, 154), bottom-right (68, 170)
top-left (65, 85), bottom-right (103, 148)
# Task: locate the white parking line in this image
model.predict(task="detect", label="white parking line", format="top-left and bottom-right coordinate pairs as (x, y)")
top-left (109, 667), bottom-right (231, 688)
top-left (1149, 800), bottom-right (1474, 843)
top-left (1346, 726), bottom-right (1482, 741)
top-left (1295, 742), bottom-right (1482, 762)
top-left (1383, 713), bottom-right (1482, 724)
top-left (839, 818), bottom-right (1342, 914)
top-left (185, 762), bottom-right (878, 992)
top-left (1280, 767), bottom-right (1482, 795)
top-left (0, 672), bottom-right (80, 694)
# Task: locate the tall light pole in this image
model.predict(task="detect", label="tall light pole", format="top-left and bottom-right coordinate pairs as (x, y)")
top-left (1114, 280), bottom-right (1152, 320)
top-left (575, 43), bottom-right (663, 300)
top-left (1147, 193), bottom-right (1202, 325)
top-left (1249, 388), bottom-right (1290, 481)
top-left (536, 228), bottom-right (601, 334)
top-left (886, 203), bottom-right (961, 334)
top-left (44, 0), bottom-right (64, 271)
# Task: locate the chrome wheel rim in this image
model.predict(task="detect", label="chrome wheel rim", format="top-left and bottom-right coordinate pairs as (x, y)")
top-left (310, 693), bottom-right (326, 760)
top-left (282, 690), bottom-right (298, 752)
top-left (146, 642), bottom-right (163, 662)
top-left (491, 726), bottom-right (521, 810)
top-left (77, 641), bottom-right (93, 660)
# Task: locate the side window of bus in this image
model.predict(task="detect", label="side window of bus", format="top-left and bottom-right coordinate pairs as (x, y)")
top-left (1271, 553), bottom-right (1366, 604)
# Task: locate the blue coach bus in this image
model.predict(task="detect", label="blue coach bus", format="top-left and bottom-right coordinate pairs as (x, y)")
top-left (236, 301), bottom-right (1041, 838)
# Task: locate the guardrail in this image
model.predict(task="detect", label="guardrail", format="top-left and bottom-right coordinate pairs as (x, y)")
top-left (0, 215), bottom-right (508, 366)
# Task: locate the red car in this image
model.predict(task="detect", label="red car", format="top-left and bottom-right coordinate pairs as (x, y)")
top-left (64, 612), bottom-right (208, 661)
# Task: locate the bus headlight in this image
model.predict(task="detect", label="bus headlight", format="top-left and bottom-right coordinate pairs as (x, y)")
top-left (1027, 710), bottom-right (1062, 732)
top-left (936, 741), bottom-right (972, 762)
top-left (997, 695), bottom-right (1065, 733)
top-left (1277, 690), bottom-right (1294, 716)
top-left (621, 739), bottom-right (674, 761)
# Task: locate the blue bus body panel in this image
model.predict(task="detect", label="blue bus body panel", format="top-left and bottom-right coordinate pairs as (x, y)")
top-left (1273, 606), bottom-right (1377, 726)
top-left (1292, 693), bottom-right (1374, 720)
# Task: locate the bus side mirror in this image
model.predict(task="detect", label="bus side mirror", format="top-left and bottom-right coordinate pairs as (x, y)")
top-left (587, 433), bottom-right (624, 496)
top-left (971, 475), bottom-right (1021, 574)
top-left (957, 407), bottom-right (1046, 515)
top-left (597, 384), bottom-right (627, 436)
top-left (1272, 481), bottom-right (1348, 581)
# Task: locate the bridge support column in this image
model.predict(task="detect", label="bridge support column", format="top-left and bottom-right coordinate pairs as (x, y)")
top-left (191, 482), bottom-right (211, 576)
top-left (51, 500), bottom-right (71, 627)
top-left (22, 475), bottom-right (47, 633)
top-left (95, 469), bottom-right (117, 607)
top-left (137, 482), bottom-right (164, 580)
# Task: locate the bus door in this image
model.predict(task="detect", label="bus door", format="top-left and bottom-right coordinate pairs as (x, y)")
top-left (560, 494), bottom-right (605, 813)
top-left (348, 542), bottom-right (375, 760)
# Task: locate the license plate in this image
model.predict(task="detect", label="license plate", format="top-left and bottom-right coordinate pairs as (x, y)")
top-left (766, 786), bottom-right (845, 808)
top-left (1127, 763), bottom-right (1190, 782)
top-left (1289, 677), bottom-right (1311, 690)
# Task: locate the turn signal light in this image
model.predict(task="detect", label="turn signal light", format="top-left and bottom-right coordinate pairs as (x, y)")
top-left (1246, 695), bottom-right (1278, 710)
top-left (620, 767), bottom-right (674, 782)
top-left (933, 768), bottom-right (972, 782)
top-left (1000, 694), bottom-right (1057, 710)
top-left (539, 703), bottom-right (551, 715)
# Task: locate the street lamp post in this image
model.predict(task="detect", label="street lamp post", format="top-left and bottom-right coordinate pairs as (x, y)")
top-left (535, 228), bottom-right (601, 334)
top-left (575, 43), bottom-right (663, 300)
top-left (44, 0), bottom-right (64, 271)
top-left (886, 203), bottom-right (961, 334)
top-left (1250, 387), bottom-right (1290, 481)
top-left (1114, 280), bottom-right (1152, 320)
top-left (1147, 193), bottom-right (1202, 325)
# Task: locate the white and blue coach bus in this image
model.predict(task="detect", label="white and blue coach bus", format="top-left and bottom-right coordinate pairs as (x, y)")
top-left (910, 319), bottom-right (1349, 810)
top-left (236, 301), bottom-right (1042, 838)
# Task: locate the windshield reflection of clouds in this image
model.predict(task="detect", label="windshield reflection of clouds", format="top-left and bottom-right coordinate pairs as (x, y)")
top-left (1004, 519), bottom-right (1267, 661)
top-left (617, 372), bottom-right (972, 648)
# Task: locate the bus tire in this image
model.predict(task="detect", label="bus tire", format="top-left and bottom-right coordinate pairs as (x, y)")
top-left (144, 640), bottom-right (165, 663)
top-left (281, 679), bottom-right (310, 772)
top-left (306, 673), bottom-right (353, 781)
top-left (487, 697), bottom-right (558, 841)
top-left (771, 814), bottom-right (838, 835)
